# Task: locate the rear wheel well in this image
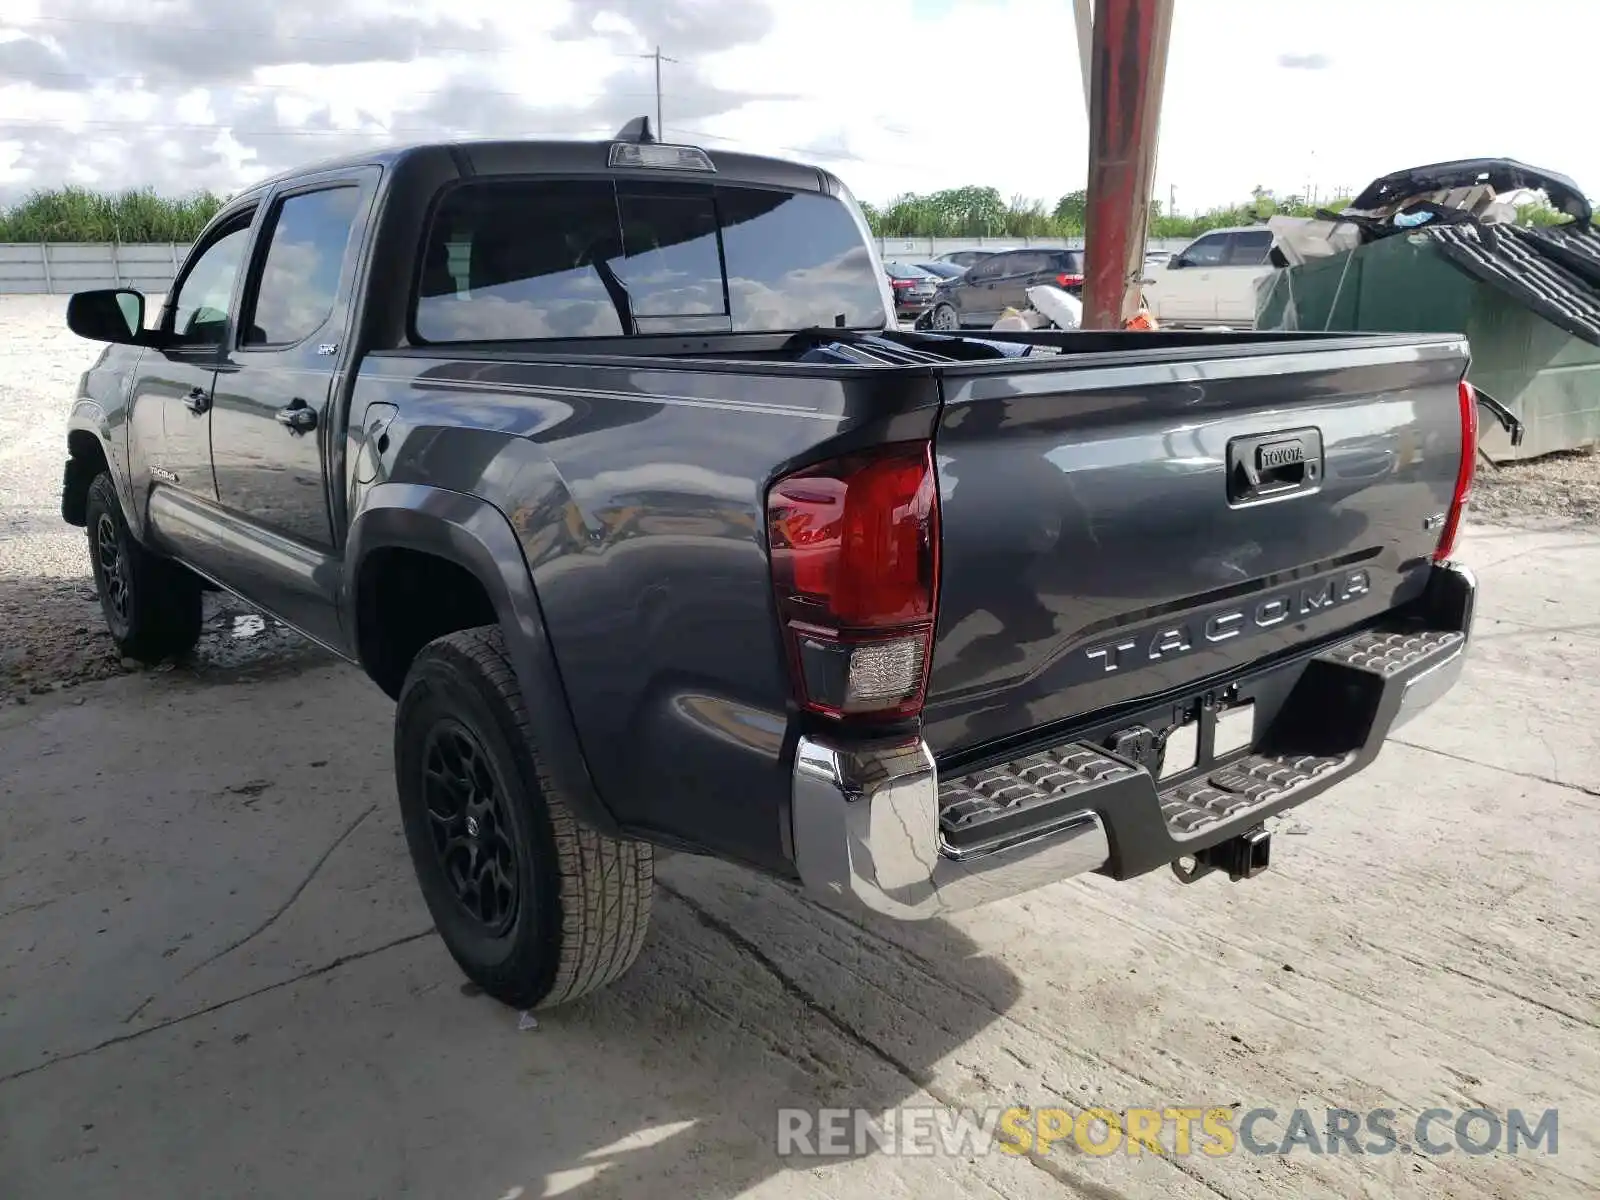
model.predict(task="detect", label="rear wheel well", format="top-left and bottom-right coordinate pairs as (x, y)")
top-left (63, 431), bottom-right (111, 526)
top-left (357, 547), bottom-right (500, 699)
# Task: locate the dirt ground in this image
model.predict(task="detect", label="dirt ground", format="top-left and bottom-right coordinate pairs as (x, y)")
top-left (1473, 447), bottom-right (1600, 525)
top-left (2, 298), bottom-right (1597, 1198)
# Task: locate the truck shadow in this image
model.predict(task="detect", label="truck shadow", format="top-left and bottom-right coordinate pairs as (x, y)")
top-left (0, 653), bottom-right (1025, 1199)
top-left (446, 855), bottom-right (1027, 1199)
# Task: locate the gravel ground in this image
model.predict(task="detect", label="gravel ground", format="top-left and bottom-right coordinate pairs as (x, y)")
top-left (0, 296), bottom-right (326, 702)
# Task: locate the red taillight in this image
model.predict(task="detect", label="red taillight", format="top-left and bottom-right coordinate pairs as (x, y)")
top-left (767, 442), bottom-right (940, 720)
top-left (891, 278), bottom-right (915, 289)
top-left (1434, 379), bottom-right (1479, 561)
top-left (1056, 273), bottom-right (1084, 288)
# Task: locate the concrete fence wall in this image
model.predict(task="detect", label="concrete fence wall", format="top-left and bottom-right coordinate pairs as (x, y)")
top-left (0, 243), bottom-right (194, 295)
top-left (0, 237), bottom-right (1199, 296)
top-left (876, 235), bottom-right (1192, 260)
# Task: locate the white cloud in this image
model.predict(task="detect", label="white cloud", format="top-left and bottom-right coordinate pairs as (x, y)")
top-left (1, 0), bottom-right (1596, 216)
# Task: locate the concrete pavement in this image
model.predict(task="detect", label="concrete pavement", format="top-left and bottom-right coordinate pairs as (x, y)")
top-left (2, 522), bottom-right (1597, 1199)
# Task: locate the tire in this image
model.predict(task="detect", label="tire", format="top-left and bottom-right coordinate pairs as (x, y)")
top-left (395, 625), bottom-right (653, 1009)
top-left (930, 303), bottom-right (960, 331)
top-left (85, 472), bottom-right (203, 663)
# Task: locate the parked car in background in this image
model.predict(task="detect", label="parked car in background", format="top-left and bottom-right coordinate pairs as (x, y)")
top-left (923, 247), bottom-right (1085, 330)
top-left (935, 249), bottom-right (1000, 269)
top-left (915, 261), bottom-right (967, 281)
top-left (884, 261), bottom-right (940, 320)
top-left (1142, 226), bottom-right (1275, 328)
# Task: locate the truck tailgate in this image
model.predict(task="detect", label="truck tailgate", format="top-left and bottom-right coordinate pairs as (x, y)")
top-left (923, 336), bottom-right (1470, 757)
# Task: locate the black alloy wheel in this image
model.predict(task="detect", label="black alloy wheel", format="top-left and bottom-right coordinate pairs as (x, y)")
top-left (95, 512), bottom-right (130, 629)
top-left (422, 719), bottom-right (520, 936)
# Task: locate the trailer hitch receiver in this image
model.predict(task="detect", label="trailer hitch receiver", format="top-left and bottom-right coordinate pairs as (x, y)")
top-left (1171, 824), bottom-right (1272, 884)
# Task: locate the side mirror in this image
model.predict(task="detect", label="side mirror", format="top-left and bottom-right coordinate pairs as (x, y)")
top-left (1166, 257), bottom-right (1186, 270)
top-left (67, 288), bottom-right (147, 345)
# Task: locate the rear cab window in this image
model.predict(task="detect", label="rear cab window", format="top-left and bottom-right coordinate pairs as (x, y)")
top-left (412, 179), bottom-right (888, 342)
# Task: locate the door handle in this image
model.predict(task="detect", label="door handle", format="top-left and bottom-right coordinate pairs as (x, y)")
top-left (275, 399), bottom-right (318, 434)
top-left (183, 387), bottom-right (211, 415)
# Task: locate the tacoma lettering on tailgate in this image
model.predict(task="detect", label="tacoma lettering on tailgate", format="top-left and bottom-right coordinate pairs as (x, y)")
top-left (1084, 569), bottom-right (1372, 674)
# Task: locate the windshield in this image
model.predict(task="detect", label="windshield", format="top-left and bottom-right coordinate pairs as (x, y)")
top-left (412, 178), bottom-right (889, 341)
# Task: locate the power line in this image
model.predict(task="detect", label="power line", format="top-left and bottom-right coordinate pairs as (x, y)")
top-left (0, 68), bottom-right (664, 102)
top-left (0, 112), bottom-right (930, 181)
top-left (6, 14), bottom-right (573, 56)
top-left (0, 116), bottom-right (610, 140)
top-left (676, 125), bottom-right (922, 173)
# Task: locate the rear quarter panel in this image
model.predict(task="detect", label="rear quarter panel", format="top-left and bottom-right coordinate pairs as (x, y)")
top-left (352, 352), bottom-right (941, 872)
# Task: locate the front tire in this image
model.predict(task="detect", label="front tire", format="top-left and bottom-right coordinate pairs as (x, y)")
top-left (929, 303), bottom-right (960, 331)
top-left (395, 626), bottom-right (654, 1009)
top-left (84, 472), bottom-right (203, 663)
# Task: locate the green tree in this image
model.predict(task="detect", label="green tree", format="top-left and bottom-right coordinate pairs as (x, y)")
top-left (1054, 189), bottom-right (1088, 231)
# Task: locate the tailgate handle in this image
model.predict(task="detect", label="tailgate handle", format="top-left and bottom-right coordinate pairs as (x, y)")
top-left (1227, 428), bottom-right (1323, 505)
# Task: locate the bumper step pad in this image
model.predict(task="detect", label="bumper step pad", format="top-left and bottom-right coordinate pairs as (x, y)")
top-left (939, 745), bottom-right (1138, 847)
top-left (1315, 628), bottom-right (1463, 677)
top-left (1159, 751), bottom-right (1349, 837)
top-left (935, 619), bottom-right (1467, 857)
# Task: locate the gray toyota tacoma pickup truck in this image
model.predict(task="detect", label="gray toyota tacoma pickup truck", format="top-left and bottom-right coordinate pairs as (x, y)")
top-left (61, 121), bottom-right (1485, 1010)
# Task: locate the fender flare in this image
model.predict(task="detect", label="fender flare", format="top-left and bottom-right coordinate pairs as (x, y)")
top-left (344, 482), bottom-right (619, 836)
top-left (63, 403), bottom-right (123, 528)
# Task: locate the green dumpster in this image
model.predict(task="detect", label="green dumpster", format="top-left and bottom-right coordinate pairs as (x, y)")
top-left (1256, 229), bottom-right (1600, 462)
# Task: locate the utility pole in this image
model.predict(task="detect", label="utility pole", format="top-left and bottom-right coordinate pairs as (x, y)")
top-left (1073, 0), bottom-right (1094, 116)
top-left (1080, 0), bottom-right (1175, 329)
top-left (637, 45), bottom-right (679, 137)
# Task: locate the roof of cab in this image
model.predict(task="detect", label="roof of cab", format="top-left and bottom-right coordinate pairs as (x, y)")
top-left (241, 136), bottom-right (837, 200)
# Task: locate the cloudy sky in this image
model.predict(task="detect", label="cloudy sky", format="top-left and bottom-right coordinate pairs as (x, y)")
top-left (0, 0), bottom-right (1594, 213)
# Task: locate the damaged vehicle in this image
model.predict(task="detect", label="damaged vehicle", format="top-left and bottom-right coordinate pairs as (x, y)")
top-left (60, 123), bottom-right (1481, 1011)
top-left (1258, 158), bottom-right (1598, 460)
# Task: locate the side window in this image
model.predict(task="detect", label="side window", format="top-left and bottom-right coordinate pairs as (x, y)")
top-left (169, 219), bottom-right (253, 343)
top-left (961, 257), bottom-right (991, 281)
top-left (970, 254), bottom-right (1011, 280)
top-left (1010, 252), bottom-right (1050, 275)
top-left (1178, 234), bottom-right (1229, 267)
top-left (1226, 229), bottom-right (1274, 266)
top-left (244, 187), bottom-right (363, 346)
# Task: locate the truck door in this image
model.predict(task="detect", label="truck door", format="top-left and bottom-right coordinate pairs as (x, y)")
top-left (128, 211), bottom-right (256, 532)
top-left (1220, 228), bottom-right (1275, 326)
top-left (995, 250), bottom-right (1048, 314)
top-left (954, 252), bottom-right (1010, 325)
top-left (205, 171), bottom-right (374, 646)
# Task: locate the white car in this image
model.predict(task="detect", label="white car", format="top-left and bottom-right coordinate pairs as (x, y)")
top-left (1143, 226), bottom-right (1276, 327)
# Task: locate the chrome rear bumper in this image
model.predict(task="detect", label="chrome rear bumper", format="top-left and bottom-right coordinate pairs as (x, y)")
top-left (792, 738), bottom-right (1112, 920)
top-left (790, 561), bottom-right (1476, 921)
